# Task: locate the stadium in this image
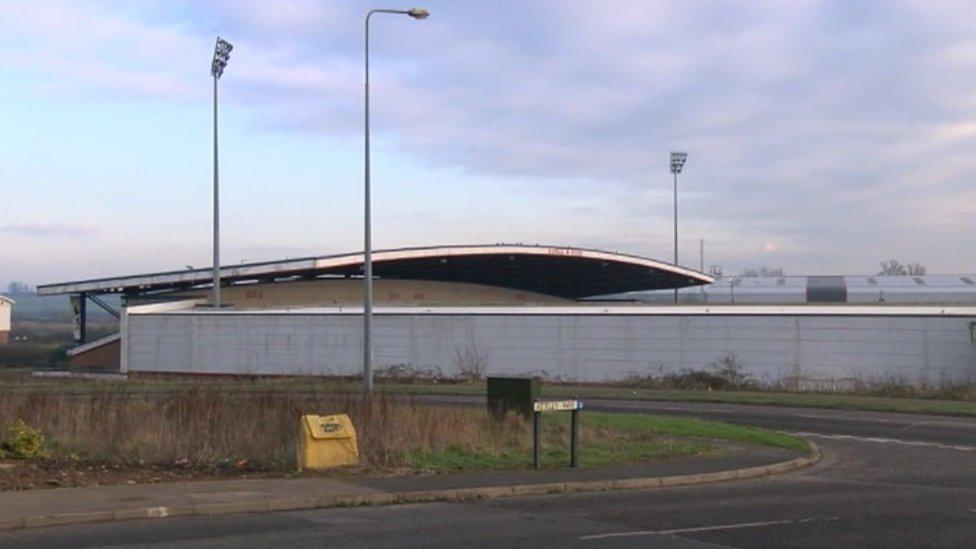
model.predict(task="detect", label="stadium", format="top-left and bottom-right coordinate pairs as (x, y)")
top-left (36, 244), bottom-right (976, 387)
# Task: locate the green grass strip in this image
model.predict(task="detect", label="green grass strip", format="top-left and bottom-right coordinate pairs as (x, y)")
top-left (576, 412), bottom-right (808, 452)
top-left (407, 412), bottom-right (806, 472)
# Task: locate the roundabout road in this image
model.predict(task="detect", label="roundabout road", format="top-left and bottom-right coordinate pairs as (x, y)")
top-left (2, 398), bottom-right (975, 548)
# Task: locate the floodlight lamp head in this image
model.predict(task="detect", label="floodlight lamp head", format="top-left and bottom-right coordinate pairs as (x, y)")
top-left (211, 37), bottom-right (233, 78)
top-left (670, 151), bottom-right (688, 174)
top-left (407, 7), bottom-right (430, 19)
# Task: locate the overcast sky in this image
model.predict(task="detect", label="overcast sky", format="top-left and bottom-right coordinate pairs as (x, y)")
top-left (2, 0), bottom-right (975, 287)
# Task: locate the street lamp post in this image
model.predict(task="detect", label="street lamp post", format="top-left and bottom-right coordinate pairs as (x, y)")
top-left (363, 7), bottom-right (429, 394)
top-left (669, 151), bottom-right (687, 304)
top-left (210, 37), bottom-right (233, 309)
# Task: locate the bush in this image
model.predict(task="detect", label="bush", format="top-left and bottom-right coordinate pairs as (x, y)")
top-left (1, 420), bottom-right (49, 459)
top-left (711, 353), bottom-right (753, 389)
top-left (374, 364), bottom-right (447, 384)
top-left (620, 354), bottom-right (754, 391)
top-left (454, 338), bottom-right (489, 381)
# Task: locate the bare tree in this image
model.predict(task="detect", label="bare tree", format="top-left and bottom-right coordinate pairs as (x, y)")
top-left (453, 332), bottom-right (489, 381)
top-left (907, 262), bottom-right (927, 276)
top-left (878, 260), bottom-right (906, 276)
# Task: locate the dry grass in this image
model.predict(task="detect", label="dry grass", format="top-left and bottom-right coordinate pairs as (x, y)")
top-left (0, 389), bottom-right (525, 472)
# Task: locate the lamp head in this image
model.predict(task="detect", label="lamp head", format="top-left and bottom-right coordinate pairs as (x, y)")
top-left (211, 37), bottom-right (234, 78)
top-left (407, 7), bottom-right (429, 19)
top-left (670, 151), bottom-right (688, 174)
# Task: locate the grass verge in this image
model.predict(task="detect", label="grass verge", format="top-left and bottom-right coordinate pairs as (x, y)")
top-left (579, 412), bottom-right (809, 452)
top-left (407, 411), bottom-right (806, 472)
top-left (0, 384), bottom-right (805, 489)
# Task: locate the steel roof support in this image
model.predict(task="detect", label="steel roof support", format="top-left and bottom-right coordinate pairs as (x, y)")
top-left (70, 293), bottom-right (87, 343)
top-left (88, 294), bottom-right (120, 319)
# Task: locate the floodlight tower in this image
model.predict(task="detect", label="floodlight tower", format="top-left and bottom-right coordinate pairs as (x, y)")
top-left (669, 151), bottom-right (687, 304)
top-left (210, 37), bottom-right (233, 309)
top-left (363, 8), bottom-right (429, 394)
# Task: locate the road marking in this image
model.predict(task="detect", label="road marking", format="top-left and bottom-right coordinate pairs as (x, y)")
top-left (146, 506), bottom-right (170, 518)
top-left (579, 517), bottom-right (839, 540)
top-left (794, 431), bottom-right (976, 451)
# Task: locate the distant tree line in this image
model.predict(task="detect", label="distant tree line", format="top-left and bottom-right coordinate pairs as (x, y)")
top-left (5, 281), bottom-right (33, 295)
top-left (699, 261), bottom-right (930, 279)
top-left (706, 266), bottom-right (786, 278)
top-left (739, 266), bottom-right (786, 277)
top-left (877, 260), bottom-right (927, 276)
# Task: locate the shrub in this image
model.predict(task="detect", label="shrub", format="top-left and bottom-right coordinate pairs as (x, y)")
top-left (374, 364), bottom-right (447, 384)
top-left (619, 354), bottom-right (754, 391)
top-left (711, 353), bottom-right (753, 389)
top-left (454, 337), bottom-right (489, 381)
top-left (1, 420), bottom-right (49, 459)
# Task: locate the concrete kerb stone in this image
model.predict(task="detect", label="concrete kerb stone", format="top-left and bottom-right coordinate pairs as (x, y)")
top-left (699, 470), bottom-right (739, 484)
top-left (0, 437), bottom-right (822, 532)
top-left (193, 500), bottom-right (269, 516)
top-left (23, 511), bottom-right (114, 529)
top-left (735, 465), bottom-right (773, 479)
top-left (509, 483), bottom-right (553, 496)
top-left (563, 480), bottom-right (605, 493)
top-left (267, 497), bottom-right (318, 512)
top-left (394, 489), bottom-right (459, 504)
top-left (333, 493), bottom-right (397, 507)
top-left (661, 473), bottom-right (704, 487)
top-left (467, 485), bottom-right (517, 499)
top-left (612, 477), bottom-right (663, 490)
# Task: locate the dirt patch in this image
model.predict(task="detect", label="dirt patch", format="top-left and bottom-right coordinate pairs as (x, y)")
top-left (0, 458), bottom-right (280, 491)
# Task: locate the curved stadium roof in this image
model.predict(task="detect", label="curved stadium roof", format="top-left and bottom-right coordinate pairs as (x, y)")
top-left (36, 244), bottom-right (714, 300)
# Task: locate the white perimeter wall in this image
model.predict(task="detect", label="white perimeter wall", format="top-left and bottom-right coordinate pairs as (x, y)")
top-left (124, 308), bottom-right (976, 386)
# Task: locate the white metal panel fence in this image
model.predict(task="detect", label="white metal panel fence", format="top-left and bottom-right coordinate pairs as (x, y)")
top-left (125, 307), bottom-right (976, 386)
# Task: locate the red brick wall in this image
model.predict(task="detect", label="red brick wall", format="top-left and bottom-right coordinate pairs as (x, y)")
top-left (69, 339), bottom-right (120, 371)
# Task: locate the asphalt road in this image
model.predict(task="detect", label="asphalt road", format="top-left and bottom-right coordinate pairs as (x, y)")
top-left (3, 399), bottom-right (976, 548)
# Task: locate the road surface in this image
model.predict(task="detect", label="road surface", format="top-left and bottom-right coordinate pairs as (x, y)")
top-left (2, 399), bottom-right (975, 548)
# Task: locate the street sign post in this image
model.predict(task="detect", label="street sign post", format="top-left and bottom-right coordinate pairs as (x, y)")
top-left (532, 399), bottom-right (583, 469)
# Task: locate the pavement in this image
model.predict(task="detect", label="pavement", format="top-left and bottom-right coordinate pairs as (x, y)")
top-left (3, 398), bottom-right (976, 547)
top-left (0, 440), bottom-right (809, 532)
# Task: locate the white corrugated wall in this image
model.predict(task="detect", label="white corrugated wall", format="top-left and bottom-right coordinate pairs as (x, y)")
top-left (124, 307), bottom-right (976, 386)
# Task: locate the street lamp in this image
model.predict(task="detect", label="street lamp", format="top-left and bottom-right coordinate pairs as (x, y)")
top-left (211, 37), bottom-right (233, 309)
top-left (669, 151), bottom-right (687, 304)
top-left (363, 7), bottom-right (429, 394)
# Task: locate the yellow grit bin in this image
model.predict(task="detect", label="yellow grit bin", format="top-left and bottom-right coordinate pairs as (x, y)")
top-left (297, 414), bottom-right (359, 470)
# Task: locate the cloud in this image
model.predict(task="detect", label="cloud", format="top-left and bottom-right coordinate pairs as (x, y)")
top-left (1, 223), bottom-right (98, 238)
top-left (1, 0), bottom-right (975, 274)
